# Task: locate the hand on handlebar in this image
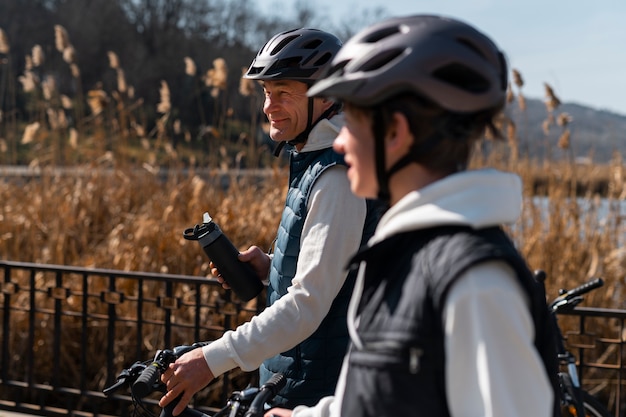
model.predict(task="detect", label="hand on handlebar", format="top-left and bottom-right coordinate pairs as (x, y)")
top-left (159, 347), bottom-right (215, 416)
top-left (210, 245), bottom-right (270, 289)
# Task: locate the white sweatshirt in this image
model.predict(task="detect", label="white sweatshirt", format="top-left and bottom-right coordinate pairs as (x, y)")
top-left (202, 114), bottom-right (367, 378)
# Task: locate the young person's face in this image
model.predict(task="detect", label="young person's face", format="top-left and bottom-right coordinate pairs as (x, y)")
top-left (261, 80), bottom-right (313, 143)
top-left (333, 106), bottom-right (378, 199)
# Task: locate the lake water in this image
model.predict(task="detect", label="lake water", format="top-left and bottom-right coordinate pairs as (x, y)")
top-left (520, 196), bottom-right (626, 246)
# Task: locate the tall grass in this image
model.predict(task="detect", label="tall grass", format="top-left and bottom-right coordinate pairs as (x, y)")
top-left (0, 167), bottom-right (286, 276)
top-left (0, 24), bottom-right (624, 313)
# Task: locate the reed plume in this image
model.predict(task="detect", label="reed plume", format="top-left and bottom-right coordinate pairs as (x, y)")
top-left (239, 67), bottom-right (256, 96)
top-left (21, 122), bottom-right (40, 144)
top-left (156, 80), bottom-right (171, 114)
top-left (18, 70), bottom-right (38, 93)
top-left (556, 113), bottom-right (573, 150)
top-left (544, 83), bottom-right (561, 112)
top-left (32, 45), bottom-right (44, 67)
top-left (509, 69), bottom-right (526, 111)
top-left (69, 63), bottom-right (80, 78)
top-left (116, 68), bottom-right (127, 93)
top-left (512, 69), bottom-right (524, 88)
top-left (107, 51), bottom-right (120, 69)
top-left (558, 129), bottom-right (571, 150)
top-left (60, 94), bottom-right (73, 110)
top-left (0, 28), bottom-right (10, 54)
top-left (87, 87), bottom-right (108, 115)
top-left (41, 75), bottom-right (56, 101)
top-left (68, 127), bottom-right (78, 149)
top-left (62, 45), bottom-right (76, 64)
top-left (205, 58), bottom-right (228, 98)
top-left (54, 25), bottom-right (70, 52)
top-left (184, 57), bottom-right (197, 76)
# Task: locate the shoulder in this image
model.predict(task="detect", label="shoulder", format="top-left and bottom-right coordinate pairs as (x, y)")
top-left (446, 261), bottom-right (528, 308)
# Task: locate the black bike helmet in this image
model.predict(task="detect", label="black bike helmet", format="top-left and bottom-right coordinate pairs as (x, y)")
top-left (308, 14), bottom-right (508, 112)
top-left (244, 28), bottom-right (342, 84)
top-left (245, 28), bottom-right (343, 155)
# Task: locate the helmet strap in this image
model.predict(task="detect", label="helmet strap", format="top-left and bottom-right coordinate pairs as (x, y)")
top-left (372, 110), bottom-right (390, 203)
top-left (273, 98), bottom-right (340, 157)
top-left (373, 109), bottom-right (448, 202)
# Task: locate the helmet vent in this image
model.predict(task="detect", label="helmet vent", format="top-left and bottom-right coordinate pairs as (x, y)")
top-left (432, 63), bottom-right (489, 93)
top-left (325, 60), bottom-right (349, 77)
top-left (302, 39), bottom-right (323, 49)
top-left (362, 26), bottom-right (400, 43)
top-left (313, 52), bottom-right (333, 66)
top-left (456, 37), bottom-right (488, 60)
top-left (360, 48), bottom-right (404, 72)
top-left (271, 35), bottom-right (299, 55)
top-left (270, 57), bottom-right (302, 71)
top-left (246, 66), bottom-right (262, 76)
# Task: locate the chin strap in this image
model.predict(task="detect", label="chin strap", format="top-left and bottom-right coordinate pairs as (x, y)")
top-left (373, 110), bottom-right (390, 203)
top-left (272, 141), bottom-right (287, 157)
top-left (373, 109), bottom-right (451, 202)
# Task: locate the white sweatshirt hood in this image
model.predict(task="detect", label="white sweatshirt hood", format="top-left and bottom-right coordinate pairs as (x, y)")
top-left (370, 169), bottom-right (523, 245)
top-left (298, 113), bottom-right (344, 152)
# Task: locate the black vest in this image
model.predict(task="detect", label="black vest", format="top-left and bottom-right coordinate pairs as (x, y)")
top-left (341, 225), bottom-right (559, 417)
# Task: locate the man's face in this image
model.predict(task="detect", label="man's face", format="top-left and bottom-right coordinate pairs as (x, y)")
top-left (261, 80), bottom-right (311, 142)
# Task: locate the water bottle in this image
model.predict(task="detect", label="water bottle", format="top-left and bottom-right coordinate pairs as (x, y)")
top-left (184, 212), bottom-right (264, 301)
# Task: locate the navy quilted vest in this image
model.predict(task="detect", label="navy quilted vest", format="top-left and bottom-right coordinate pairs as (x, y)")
top-left (260, 147), bottom-right (380, 408)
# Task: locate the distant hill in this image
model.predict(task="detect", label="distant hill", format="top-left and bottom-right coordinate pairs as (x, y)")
top-left (504, 98), bottom-right (626, 162)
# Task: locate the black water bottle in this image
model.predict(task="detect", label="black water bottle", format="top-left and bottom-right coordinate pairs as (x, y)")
top-left (184, 212), bottom-right (264, 302)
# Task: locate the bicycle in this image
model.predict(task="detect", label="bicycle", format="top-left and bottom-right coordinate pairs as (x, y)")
top-left (535, 270), bottom-right (613, 417)
top-left (103, 342), bottom-right (286, 417)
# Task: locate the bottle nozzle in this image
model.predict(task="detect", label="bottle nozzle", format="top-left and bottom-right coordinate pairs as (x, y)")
top-left (203, 212), bottom-right (212, 224)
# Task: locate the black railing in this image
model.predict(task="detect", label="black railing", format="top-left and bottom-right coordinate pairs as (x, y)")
top-left (1, 260), bottom-right (625, 417)
top-left (559, 307), bottom-right (626, 417)
top-left (0, 260), bottom-right (264, 416)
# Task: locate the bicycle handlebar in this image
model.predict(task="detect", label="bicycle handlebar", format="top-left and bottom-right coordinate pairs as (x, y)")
top-left (133, 362), bottom-right (162, 398)
top-left (541, 269), bottom-right (604, 313)
top-left (244, 373), bottom-right (286, 417)
top-left (104, 343), bottom-right (285, 417)
top-left (131, 342), bottom-right (207, 398)
top-left (560, 277), bottom-right (604, 299)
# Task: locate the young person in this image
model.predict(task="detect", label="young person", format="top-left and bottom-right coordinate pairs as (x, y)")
top-left (158, 28), bottom-right (381, 415)
top-left (267, 14), bottom-right (559, 417)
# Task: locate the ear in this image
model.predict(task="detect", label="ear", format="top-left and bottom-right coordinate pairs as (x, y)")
top-left (385, 112), bottom-right (413, 156)
top-left (319, 96), bottom-right (334, 111)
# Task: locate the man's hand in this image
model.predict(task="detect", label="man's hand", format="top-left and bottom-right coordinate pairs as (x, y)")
top-left (211, 245), bottom-right (270, 289)
top-left (159, 347), bottom-right (215, 416)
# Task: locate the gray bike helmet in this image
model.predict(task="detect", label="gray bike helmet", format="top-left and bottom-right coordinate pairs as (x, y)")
top-left (244, 28), bottom-right (342, 84)
top-left (308, 14), bottom-right (508, 112)
top-left (309, 15), bottom-right (508, 203)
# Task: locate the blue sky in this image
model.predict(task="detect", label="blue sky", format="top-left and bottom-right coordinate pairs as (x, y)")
top-left (255, 0), bottom-right (626, 116)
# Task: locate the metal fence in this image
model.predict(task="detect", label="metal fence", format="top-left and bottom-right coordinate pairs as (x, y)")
top-left (559, 307), bottom-right (626, 417)
top-left (0, 260), bottom-right (264, 416)
top-left (1, 260), bottom-right (625, 417)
